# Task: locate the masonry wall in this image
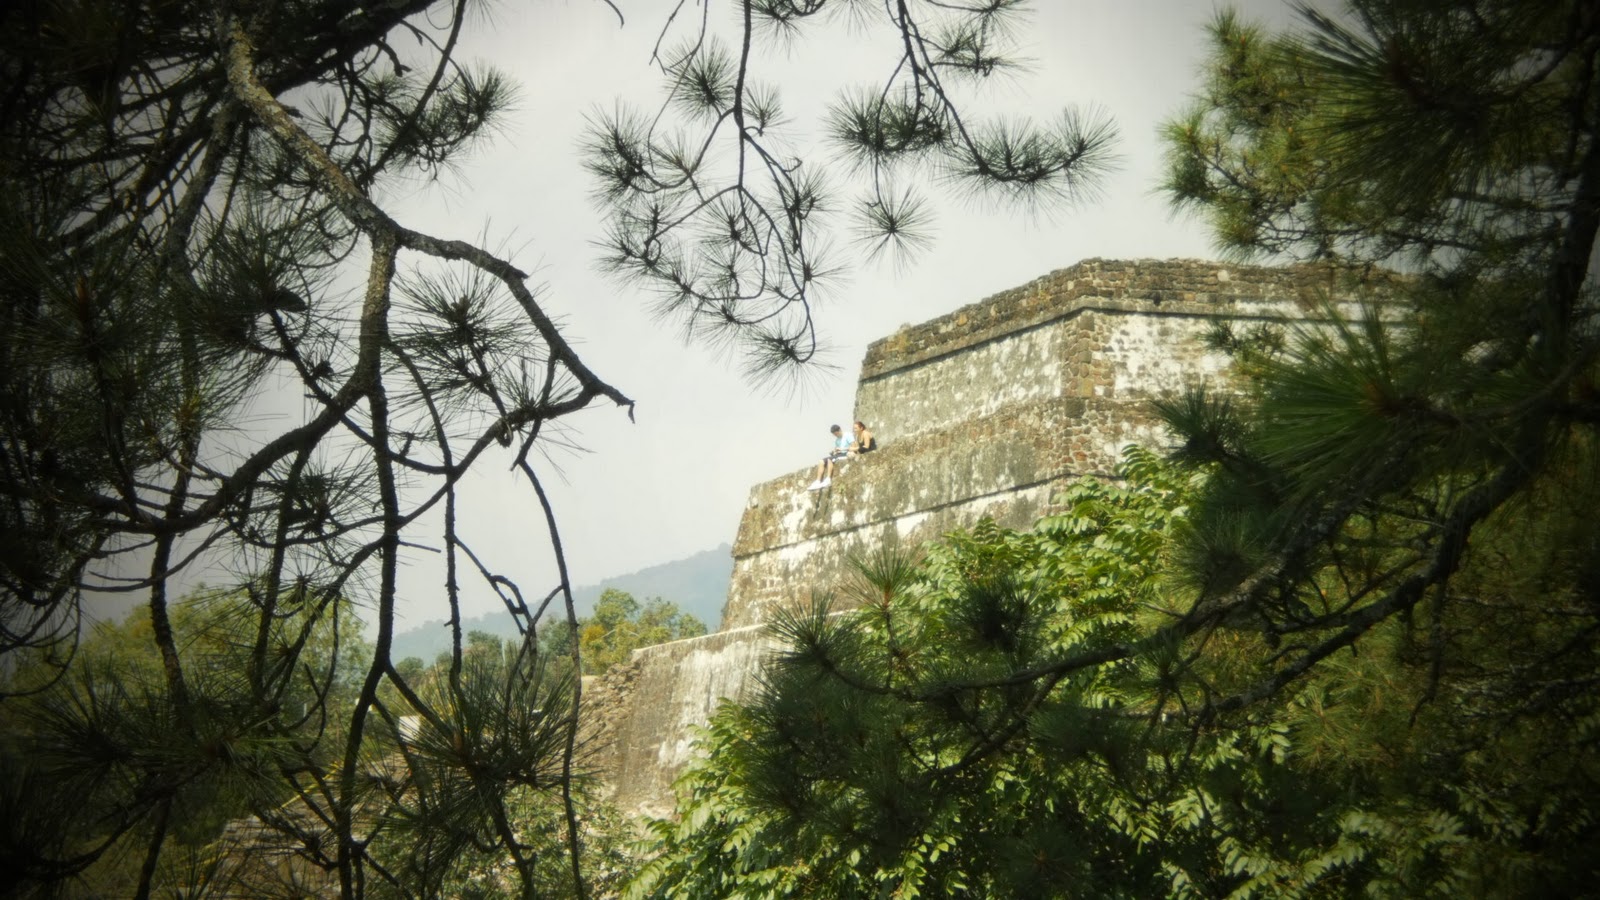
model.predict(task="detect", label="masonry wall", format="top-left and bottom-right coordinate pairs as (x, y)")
top-left (586, 624), bottom-right (783, 819)
top-left (854, 257), bottom-right (1350, 444)
top-left (727, 259), bottom-right (1365, 629)
top-left (590, 258), bottom-right (1380, 818)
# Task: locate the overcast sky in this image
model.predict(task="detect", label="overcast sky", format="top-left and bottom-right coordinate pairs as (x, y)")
top-left (354, 0), bottom-right (1308, 628)
top-left (75, 1), bottom-right (1298, 631)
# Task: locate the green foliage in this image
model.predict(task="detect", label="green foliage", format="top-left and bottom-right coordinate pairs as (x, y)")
top-left (631, 446), bottom-right (1600, 898)
top-left (0, 609), bottom-right (637, 898)
top-left (578, 589), bottom-right (708, 675)
top-left (1160, 3), bottom-right (1586, 263)
top-left (538, 589), bottom-right (708, 676)
top-left (6, 0), bottom-right (1094, 885)
top-left (0, 0), bottom-right (619, 894)
top-left (0, 589), bottom-right (369, 896)
top-left (1152, 0), bottom-right (1599, 759)
top-left (629, 450), bottom-right (1199, 898)
top-left (367, 632), bottom-right (634, 900)
top-left (636, 3), bottom-right (1600, 895)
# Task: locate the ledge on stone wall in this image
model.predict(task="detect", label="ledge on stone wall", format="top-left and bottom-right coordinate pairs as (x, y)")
top-left (732, 396), bottom-right (1111, 559)
top-left (860, 258), bottom-right (1393, 382)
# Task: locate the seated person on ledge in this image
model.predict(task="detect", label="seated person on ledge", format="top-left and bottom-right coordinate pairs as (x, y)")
top-left (807, 424), bottom-right (851, 491)
top-left (850, 421), bottom-right (876, 456)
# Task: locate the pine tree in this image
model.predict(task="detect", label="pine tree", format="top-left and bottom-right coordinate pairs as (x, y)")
top-left (633, 3), bottom-right (1600, 896)
top-left (0, 0), bottom-right (1116, 895)
top-left (1155, 0), bottom-right (1599, 728)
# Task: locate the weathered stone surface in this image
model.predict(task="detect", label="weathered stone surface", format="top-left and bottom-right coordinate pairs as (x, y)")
top-left (587, 258), bottom-right (1383, 819)
top-left (590, 624), bottom-right (782, 819)
top-left (858, 256), bottom-right (1349, 384)
top-left (725, 398), bottom-right (1087, 629)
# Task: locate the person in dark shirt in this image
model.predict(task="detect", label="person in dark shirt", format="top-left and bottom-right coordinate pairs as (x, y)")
top-left (850, 421), bottom-right (876, 455)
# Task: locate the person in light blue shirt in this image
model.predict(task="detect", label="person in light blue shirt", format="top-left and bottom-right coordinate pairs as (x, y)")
top-left (806, 424), bottom-right (851, 491)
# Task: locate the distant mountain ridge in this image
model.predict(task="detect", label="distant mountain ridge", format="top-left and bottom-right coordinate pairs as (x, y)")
top-left (389, 544), bottom-right (732, 663)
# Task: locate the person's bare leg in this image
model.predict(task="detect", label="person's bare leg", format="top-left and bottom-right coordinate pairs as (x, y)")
top-left (806, 459), bottom-right (826, 490)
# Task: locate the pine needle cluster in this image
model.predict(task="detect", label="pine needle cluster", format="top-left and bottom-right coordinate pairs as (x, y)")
top-left (583, 0), bottom-right (1117, 384)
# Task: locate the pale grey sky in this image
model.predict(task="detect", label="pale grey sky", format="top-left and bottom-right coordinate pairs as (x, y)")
top-left (79, 2), bottom-right (1297, 630)
top-left (365, 0), bottom-right (1303, 626)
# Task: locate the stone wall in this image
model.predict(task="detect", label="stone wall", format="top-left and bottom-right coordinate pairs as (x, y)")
top-left (588, 624), bottom-right (783, 819)
top-left (727, 258), bottom-right (1369, 629)
top-left (588, 258), bottom-right (1380, 818)
top-left (855, 257), bottom-right (1355, 445)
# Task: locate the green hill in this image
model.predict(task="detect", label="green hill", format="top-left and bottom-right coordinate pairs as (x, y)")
top-left (390, 544), bottom-right (732, 664)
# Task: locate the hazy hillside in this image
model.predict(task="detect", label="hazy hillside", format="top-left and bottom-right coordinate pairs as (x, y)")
top-left (390, 544), bottom-right (732, 663)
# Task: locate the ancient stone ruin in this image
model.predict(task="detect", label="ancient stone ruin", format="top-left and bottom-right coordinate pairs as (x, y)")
top-left (590, 257), bottom-right (1368, 819)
